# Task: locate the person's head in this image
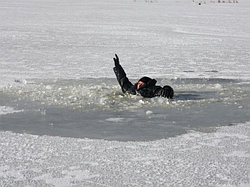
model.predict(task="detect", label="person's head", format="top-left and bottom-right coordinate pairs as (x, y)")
top-left (137, 77), bottom-right (152, 90)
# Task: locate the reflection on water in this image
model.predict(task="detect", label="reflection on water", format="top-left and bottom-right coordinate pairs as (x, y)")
top-left (0, 78), bottom-right (249, 141)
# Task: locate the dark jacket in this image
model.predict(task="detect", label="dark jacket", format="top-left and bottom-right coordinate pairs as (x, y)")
top-left (113, 63), bottom-right (174, 99)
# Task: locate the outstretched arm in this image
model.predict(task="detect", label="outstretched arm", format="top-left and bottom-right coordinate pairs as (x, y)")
top-left (113, 54), bottom-right (134, 94)
top-left (113, 54), bottom-right (126, 81)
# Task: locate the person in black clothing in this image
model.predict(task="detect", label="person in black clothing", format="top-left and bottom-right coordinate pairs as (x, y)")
top-left (113, 54), bottom-right (174, 99)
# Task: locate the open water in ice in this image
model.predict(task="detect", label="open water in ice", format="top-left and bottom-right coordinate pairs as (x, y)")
top-left (0, 77), bottom-right (249, 141)
top-left (0, 0), bottom-right (250, 140)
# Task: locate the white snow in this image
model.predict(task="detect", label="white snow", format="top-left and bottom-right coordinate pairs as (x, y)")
top-left (0, 0), bottom-right (250, 186)
top-left (1, 0), bottom-right (250, 87)
top-left (0, 122), bottom-right (249, 186)
top-left (0, 106), bottom-right (24, 115)
top-left (105, 117), bottom-right (125, 122)
top-left (146, 110), bottom-right (153, 115)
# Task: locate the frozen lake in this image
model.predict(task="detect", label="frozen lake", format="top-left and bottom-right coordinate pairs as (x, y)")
top-left (0, 0), bottom-right (250, 186)
top-left (1, 0), bottom-right (250, 83)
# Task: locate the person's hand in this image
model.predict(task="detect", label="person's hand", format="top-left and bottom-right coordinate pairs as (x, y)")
top-left (162, 85), bottom-right (174, 99)
top-left (160, 87), bottom-right (168, 97)
top-left (113, 54), bottom-right (120, 67)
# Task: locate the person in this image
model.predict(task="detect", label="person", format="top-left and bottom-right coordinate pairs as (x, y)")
top-left (113, 54), bottom-right (174, 99)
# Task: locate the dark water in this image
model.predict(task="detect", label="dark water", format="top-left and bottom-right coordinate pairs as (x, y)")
top-left (0, 78), bottom-right (250, 141)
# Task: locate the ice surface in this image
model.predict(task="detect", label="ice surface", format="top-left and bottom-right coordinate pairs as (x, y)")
top-left (1, 0), bottom-right (250, 87)
top-left (0, 122), bottom-right (249, 186)
top-left (1, 0), bottom-right (250, 186)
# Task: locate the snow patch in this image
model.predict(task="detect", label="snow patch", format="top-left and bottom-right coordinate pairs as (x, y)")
top-left (105, 118), bottom-right (125, 122)
top-left (224, 151), bottom-right (250, 158)
top-left (0, 106), bottom-right (23, 115)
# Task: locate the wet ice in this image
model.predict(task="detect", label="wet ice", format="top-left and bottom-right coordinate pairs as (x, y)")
top-left (1, 78), bottom-right (249, 141)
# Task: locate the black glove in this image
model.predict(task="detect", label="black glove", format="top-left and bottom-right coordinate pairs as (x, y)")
top-left (160, 87), bottom-right (168, 97)
top-left (113, 54), bottom-right (120, 67)
top-left (161, 85), bottom-right (174, 99)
